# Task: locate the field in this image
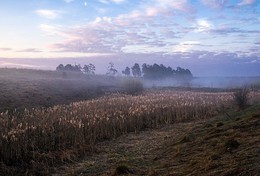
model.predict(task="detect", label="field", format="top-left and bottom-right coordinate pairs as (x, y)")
top-left (0, 68), bottom-right (260, 175)
top-left (0, 68), bottom-right (119, 112)
top-left (55, 103), bottom-right (260, 176)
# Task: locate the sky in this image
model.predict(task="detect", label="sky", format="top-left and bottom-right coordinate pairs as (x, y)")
top-left (0, 0), bottom-right (260, 76)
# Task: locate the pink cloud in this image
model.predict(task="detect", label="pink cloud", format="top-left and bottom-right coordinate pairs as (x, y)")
top-left (39, 0), bottom-right (195, 54)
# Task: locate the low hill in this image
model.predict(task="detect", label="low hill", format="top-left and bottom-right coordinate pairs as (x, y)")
top-left (0, 68), bottom-right (119, 112)
top-left (54, 103), bottom-right (260, 176)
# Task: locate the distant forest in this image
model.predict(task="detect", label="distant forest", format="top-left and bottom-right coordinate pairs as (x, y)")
top-left (56, 62), bottom-right (192, 80)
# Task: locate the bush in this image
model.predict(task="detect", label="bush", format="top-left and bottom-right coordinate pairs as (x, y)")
top-left (233, 87), bottom-right (250, 110)
top-left (121, 78), bottom-right (144, 95)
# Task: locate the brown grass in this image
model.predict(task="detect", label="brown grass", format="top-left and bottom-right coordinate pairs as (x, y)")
top-left (0, 89), bottom-right (248, 175)
top-left (53, 103), bottom-right (260, 176)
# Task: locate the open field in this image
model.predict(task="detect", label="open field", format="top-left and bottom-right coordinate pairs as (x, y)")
top-left (1, 68), bottom-right (260, 175)
top-left (1, 68), bottom-right (260, 113)
top-left (54, 103), bottom-right (260, 176)
top-left (1, 87), bottom-right (260, 175)
top-left (0, 68), bottom-right (120, 112)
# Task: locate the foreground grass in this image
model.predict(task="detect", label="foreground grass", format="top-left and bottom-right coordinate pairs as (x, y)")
top-left (1, 90), bottom-right (236, 176)
top-left (53, 103), bottom-right (260, 176)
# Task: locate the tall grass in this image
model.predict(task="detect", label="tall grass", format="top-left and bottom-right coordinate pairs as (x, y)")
top-left (233, 87), bottom-right (250, 110)
top-left (0, 90), bottom-right (259, 174)
top-left (120, 78), bottom-right (144, 95)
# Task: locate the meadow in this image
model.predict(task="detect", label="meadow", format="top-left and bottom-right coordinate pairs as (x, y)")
top-left (1, 88), bottom-right (260, 175)
top-left (1, 68), bottom-right (260, 175)
top-left (0, 68), bottom-right (119, 112)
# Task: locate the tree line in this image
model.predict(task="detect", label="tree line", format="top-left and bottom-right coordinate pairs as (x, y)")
top-left (56, 63), bottom-right (96, 75)
top-left (122, 63), bottom-right (192, 79)
top-left (56, 62), bottom-right (192, 79)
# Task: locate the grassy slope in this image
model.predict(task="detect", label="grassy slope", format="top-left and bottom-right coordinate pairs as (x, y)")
top-left (53, 103), bottom-right (260, 176)
top-left (0, 68), bottom-right (119, 112)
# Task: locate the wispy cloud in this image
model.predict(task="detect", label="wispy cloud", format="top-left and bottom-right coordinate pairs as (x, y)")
top-left (200, 0), bottom-right (228, 9)
top-left (36, 0), bottom-right (259, 58)
top-left (110, 0), bottom-right (126, 4)
top-left (42, 0), bottom-right (204, 55)
top-left (238, 0), bottom-right (256, 6)
top-left (154, 0), bottom-right (196, 13)
top-left (0, 48), bottom-right (12, 51)
top-left (195, 19), bottom-right (213, 32)
top-left (0, 61), bottom-right (42, 69)
top-left (173, 41), bottom-right (201, 52)
top-left (39, 24), bottom-right (69, 37)
top-left (63, 0), bottom-right (75, 3)
top-left (35, 9), bottom-right (63, 19)
top-left (98, 0), bottom-right (126, 4)
top-left (17, 48), bottom-right (42, 53)
top-left (210, 27), bottom-right (260, 35)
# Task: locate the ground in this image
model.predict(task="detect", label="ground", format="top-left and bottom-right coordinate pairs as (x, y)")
top-left (0, 68), bottom-right (119, 112)
top-left (52, 104), bottom-right (260, 176)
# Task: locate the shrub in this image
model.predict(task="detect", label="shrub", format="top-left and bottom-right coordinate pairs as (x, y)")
top-left (233, 87), bottom-right (249, 110)
top-left (121, 78), bottom-right (144, 95)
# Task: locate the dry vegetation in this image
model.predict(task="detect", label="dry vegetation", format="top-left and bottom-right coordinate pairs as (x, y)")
top-left (1, 68), bottom-right (260, 175)
top-left (54, 102), bottom-right (260, 176)
top-left (1, 89), bottom-right (253, 175)
top-left (0, 68), bottom-right (119, 112)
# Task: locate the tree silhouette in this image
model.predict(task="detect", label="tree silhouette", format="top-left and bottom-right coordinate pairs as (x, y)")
top-left (83, 63), bottom-right (95, 75)
top-left (106, 62), bottom-right (118, 76)
top-left (122, 66), bottom-right (131, 76)
top-left (131, 63), bottom-right (141, 77)
top-left (141, 63), bottom-right (192, 79)
top-left (56, 64), bottom-right (64, 71)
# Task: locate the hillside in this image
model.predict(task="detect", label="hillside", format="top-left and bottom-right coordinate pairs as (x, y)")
top-left (53, 103), bottom-right (260, 176)
top-left (0, 68), bottom-right (119, 112)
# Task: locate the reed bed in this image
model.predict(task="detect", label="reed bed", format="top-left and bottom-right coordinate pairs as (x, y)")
top-left (0, 90), bottom-right (259, 174)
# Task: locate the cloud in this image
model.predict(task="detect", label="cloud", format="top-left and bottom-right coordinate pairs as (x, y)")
top-left (238, 0), bottom-right (256, 6)
top-left (38, 0), bottom-right (257, 57)
top-left (98, 0), bottom-right (109, 4)
top-left (200, 0), bottom-right (228, 9)
top-left (0, 61), bottom-right (43, 69)
top-left (154, 0), bottom-right (196, 13)
top-left (0, 48), bottom-right (12, 51)
top-left (210, 27), bottom-right (260, 35)
top-left (110, 0), bottom-right (126, 3)
top-left (98, 0), bottom-right (126, 4)
top-left (173, 41), bottom-right (201, 52)
top-left (195, 19), bottom-right (213, 32)
top-left (39, 24), bottom-right (69, 37)
top-left (63, 0), bottom-right (75, 3)
top-left (35, 9), bottom-right (63, 19)
top-left (17, 48), bottom-right (42, 53)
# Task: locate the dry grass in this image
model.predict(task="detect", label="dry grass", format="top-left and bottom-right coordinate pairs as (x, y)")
top-left (0, 69), bottom-right (259, 175)
top-left (53, 103), bottom-right (260, 176)
top-left (0, 68), bottom-right (119, 112)
top-left (0, 89), bottom-right (247, 175)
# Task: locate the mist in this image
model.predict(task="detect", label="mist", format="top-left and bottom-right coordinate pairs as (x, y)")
top-left (142, 77), bottom-right (260, 89)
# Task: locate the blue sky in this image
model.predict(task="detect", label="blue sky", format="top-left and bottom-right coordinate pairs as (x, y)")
top-left (0, 0), bottom-right (259, 76)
